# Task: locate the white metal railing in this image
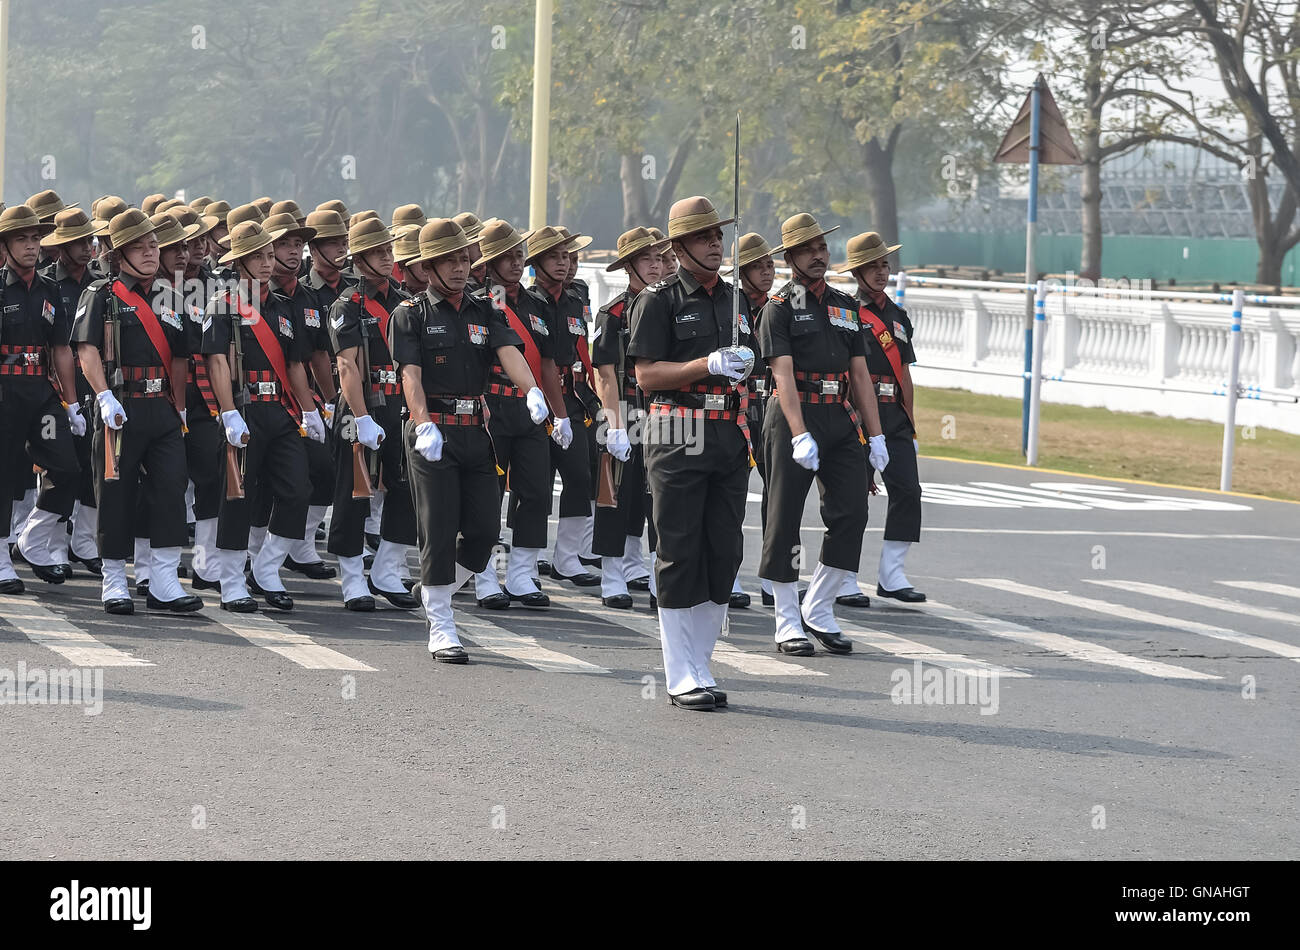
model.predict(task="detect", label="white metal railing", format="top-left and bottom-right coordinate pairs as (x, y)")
top-left (576, 263), bottom-right (1300, 488)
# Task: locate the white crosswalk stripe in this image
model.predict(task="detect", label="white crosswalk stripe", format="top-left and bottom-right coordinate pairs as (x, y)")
top-left (0, 599), bottom-right (152, 667)
top-left (964, 578), bottom-right (1300, 663)
top-left (454, 613), bottom-right (609, 674)
top-left (1088, 579), bottom-right (1300, 630)
top-left (201, 605), bottom-right (376, 671)
top-left (545, 591), bottom-right (827, 676)
top-left (925, 595), bottom-right (1220, 680)
top-left (833, 615), bottom-right (1033, 678)
top-left (1219, 580), bottom-right (1300, 603)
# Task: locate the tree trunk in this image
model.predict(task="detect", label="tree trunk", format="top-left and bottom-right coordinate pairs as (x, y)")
top-left (620, 153), bottom-right (650, 231)
top-left (1079, 42), bottom-right (1104, 282)
top-left (1256, 241), bottom-right (1285, 286)
top-left (862, 139), bottom-right (898, 247)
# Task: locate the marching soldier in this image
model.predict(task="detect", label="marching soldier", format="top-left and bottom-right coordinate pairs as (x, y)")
top-left (526, 226), bottom-right (595, 587)
top-left (25, 209), bottom-right (102, 578)
top-left (649, 227), bottom-right (677, 277)
top-left (473, 219), bottom-right (567, 608)
top-left (302, 209), bottom-right (353, 313)
top-left (394, 225), bottom-right (428, 294)
top-left (725, 231), bottom-right (783, 608)
top-left (264, 211), bottom-right (337, 581)
top-left (839, 231), bottom-right (926, 603)
top-left (202, 220), bottom-right (326, 612)
top-left (141, 194), bottom-right (167, 216)
top-left (0, 206), bottom-right (82, 595)
top-left (71, 209), bottom-right (201, 614)
top-left (453, 212), bottom-right (487, 292)
top-left (326, 218), bottom-right (418, 610)
top-left (626, 196), bottom-right (757, 711)
top-left (270, 200), bottom-right (307, 225)
top-left (758, 214), bottom-right (890, 657)
top-left (557, 226), bottom-right (601, 569)
top-left (591, 227), bottom-right (662, 607)
top-left (27, 190), bottom-right (74, 269)
top-left (391, 219), bottom-right (550, 662)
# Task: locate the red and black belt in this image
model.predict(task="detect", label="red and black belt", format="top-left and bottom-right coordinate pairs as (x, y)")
top-left (871, 373), bottom-right (898, 404)
top-left (121, 365), bottom-right (170, 398)
top-left (486, 363), bottom-right (523, 398)
top-left (370, 363), bottom-right (402, 396)
top-left (0, 345), bottom-right (45, 377)
top-left (778, 370), bottom-right (865, 440)
top-left (425, 394), bottom-right (484, 427)
top-left (650, 381), bottom-right (753, 455)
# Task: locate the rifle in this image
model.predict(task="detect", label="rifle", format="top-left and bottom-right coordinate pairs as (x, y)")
top-left (351, 280), bottom-right (380, 499)
top-left (103, 288), bottom-right (126, 481)
top-left (226, 290), bottom-right (248, 500)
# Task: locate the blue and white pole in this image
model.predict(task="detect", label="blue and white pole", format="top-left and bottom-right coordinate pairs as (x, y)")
top-left (1026, 280), bottom-right (1048, 467)
top-left (1219, 288), bottom-right (1245, 491)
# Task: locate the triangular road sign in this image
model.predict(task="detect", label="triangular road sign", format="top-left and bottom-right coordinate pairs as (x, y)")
top-left (995, 75), bottom-right (1082, 165)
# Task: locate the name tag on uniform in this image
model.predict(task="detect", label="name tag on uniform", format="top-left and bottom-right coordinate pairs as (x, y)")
top-left (675, 310), bottom-right (701, 325)
top-left (279, 315), bottom-right (294, 338)
top-left (529, 313), bottom-right (549, 335)
top-left (304, 308), bottom-right (321, 328)
top-left (42, 300), bottom-right (57, 325)
top-left (4, 304), bottom-right (20, 314)
top-left (426, 324), bottom-right (447, 334)
top-left (893, 321), bottom-right (909, 343)
top-left (792, 311), bottom-right (815, 323)
top-left (467, 323), bottom-right (487, 345)
top-left (827, 306), bottom-right (857, 330)
top-left (566, 315), bottom-right (583, 336)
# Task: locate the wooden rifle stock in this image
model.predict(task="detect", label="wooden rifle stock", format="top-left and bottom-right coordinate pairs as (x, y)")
top-left (351, 442), bottom-right (374, 499)
top-left (596, 452), bottom-right (617, 508)
top-left (225, 433), bottom-right (249, 500)
top-left (103, 421), bottom-right (121, 482)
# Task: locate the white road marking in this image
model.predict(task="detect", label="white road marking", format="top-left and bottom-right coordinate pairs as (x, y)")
top-left (454, 613), bottom-right (609, 674)
top-left (1219, 580), bottom-right (1300, 602)
top-left (963, 578), bottom-right (1300, 663)
top-left (0, 600), bottom-right (152, 667)
top-left (545, 591), bottom-right (826, 677)
top-left (202, 606), bottom-right (376, 671)
top-left (1089, 580), bottom-right (1300, 630)
top-left (924, 595), bottom-right (1220, 680)
top-left (833, 615), bottom-right (1032, 678)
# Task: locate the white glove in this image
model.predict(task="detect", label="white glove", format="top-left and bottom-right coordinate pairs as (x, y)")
top-left (322, 402), bottom-right (336, 428)
top-left (791, 432), bottom-right (820, 471)
top-left (302, 409), bottom-right (326, 443)
top-left (869, 434), bottom-right (890, 472)
top-left (415, 421), bottom-right (443, 462)
top-left (65, 403), bottom-right (87, 437)
top-left (525, 386), bottom-right (549, 425)
top-left (221, 409), bottom-right (249, 447)
top-left (706, 348), bottom-right (748, 382)
top-left (551, 415), bottom-right (573, 449)
top-left (355, 413), bottom-right (384, 450)
top-left (96, 390), bottom-right (127, 430)
top-left (913, 438), bottom-right (919, 455)
top-left (605, 428), bottom-right (632, 462)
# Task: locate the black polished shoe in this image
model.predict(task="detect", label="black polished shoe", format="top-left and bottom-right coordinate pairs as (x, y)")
top-left (30, 562), bottom-right (67, 584)
top-left (431, 645), bottom-right (469, 664)
top-left (578, 554), bottom-right (601, 567)
top-left (400, 577), bottom-right (417, 591)
top-left (135, 579), bottom-right (150, 598)
top-left (477, 592), bottom-right (510, 610)
top-left (835, 592), bottom-right (872, 608)
top-left (877, 584), bottom-right (927, 603)
top-left (177, 564), bottom-right (188, 578)
top-left (147, 592), bottom-right (204, 612)
top-left (248, 576), bottom-right (293, 610)
top-left (285, 556), bottom-right (336, 580)
top-left (262, 590), bottom-right (294, 611)
top-left (315, 523), bottom-right (327, 541)
top-left (628, 576), bottom-right (651, 591)
top-left (801, 617), bottom-right (853, 654)
top-left (368, 576), bottom-right (418, 608)
top-left (537, 558), bottom-right (551, 575)
top-left (364, 532), bottom-right (381, 552)
top-left (0, 578), bottom-right (25, 595)
top-left (345, 596), bottom-right (376, 612)
top-left (71, 553), bottom-right (103, 576)
top-left (104, 598), bottom-right (134, 615)
top-left (602, 593), bottom-right (633, 609)
top-left (668, 688), bottom-right (715, 710)
top-left (9, 543), bottom-right (24, 563)
top-left (649, 593), bottom-right (657, 610)
top-left (53, 563), bottom-right (73, 581)
top-left (190, 574), bottom-right (221, 591)
top-left (507, 589), bottom-right (550, 608)
top-left (220, 597), bottom-right (258, 613)
top-left (729, 591), bottom-right (751, 609)
top-left (363, 554), bottom-right (374, 571)
top-left (777, 638), bottom-right (815, 656)
top-left (703, 685), bottom-right (728, 707)
top-left (549, 564), bottom-right (600, 587)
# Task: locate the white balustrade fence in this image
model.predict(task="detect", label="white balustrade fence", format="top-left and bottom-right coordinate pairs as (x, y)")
top-left (576, 263), bottom-right (1300, 447)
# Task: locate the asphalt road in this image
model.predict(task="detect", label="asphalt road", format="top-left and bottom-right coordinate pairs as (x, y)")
top-left (3, 457), bottom-right (1297, 860)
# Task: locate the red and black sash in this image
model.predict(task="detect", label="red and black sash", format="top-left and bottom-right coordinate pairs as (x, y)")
top-left (494, 296), bottom-right (543, 393)
top-left (111, 279), bottom-right (174, 402)
top-left (232, 291), bottom-right (302, 422)
top-left (858, 304), bottom-right (907, 416)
